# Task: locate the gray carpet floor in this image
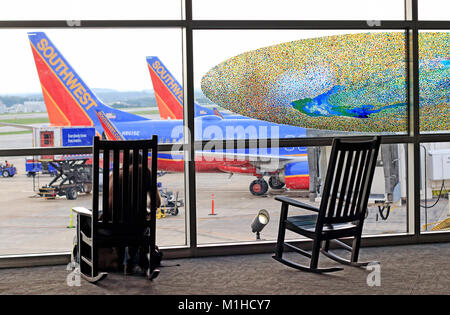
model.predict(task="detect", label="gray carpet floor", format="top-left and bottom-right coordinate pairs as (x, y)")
top-left (0, 243), bottom-right (449, 295)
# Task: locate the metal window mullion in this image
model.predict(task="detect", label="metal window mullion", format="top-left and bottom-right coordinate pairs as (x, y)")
top-left (5, 133), bottom-right (450, 158)
top-left (0, 20), bottom-right (185, 28)
top-left (182, 0), bottom-right (197, 254)
top-left (0, 19), bottom-right (448, 30)
top-left (191, 20), bottom-right (412, 30)
top-left (405, 0), bottom-right (421, 237)
top-left (193, 135), bottom-right (422, 151)
top-left (0, 143), bottom-right (176, 157)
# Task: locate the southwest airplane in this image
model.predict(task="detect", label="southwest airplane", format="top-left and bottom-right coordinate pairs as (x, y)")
top-left (28, 31), bottom-right (310, 195)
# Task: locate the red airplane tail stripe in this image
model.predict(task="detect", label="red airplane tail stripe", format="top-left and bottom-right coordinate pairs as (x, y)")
top-left (30, 42), bottom-right (93, 126)
top-left (147, 63), bottom-right (184, 120)
top-left (40, 84), bottom-right (71, 126)
top-left (154, 93), bottom-right (177, 119)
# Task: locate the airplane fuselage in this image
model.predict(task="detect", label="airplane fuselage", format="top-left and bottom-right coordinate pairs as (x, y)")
top-left (110, 116), bottom-right (309, 186)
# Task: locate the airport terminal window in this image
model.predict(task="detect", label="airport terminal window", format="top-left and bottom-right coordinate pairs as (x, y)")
top-left (418, 30), bottom-right (450, 133)
top-left (0, 0), bottom-right (182, 20)
top-left (418, 0), bottom-right (449, 21)
top-left (420, 142), bottom-right (450, 234)
top-left (192, 0), bottom-right (404, 20)
top-left (0, 29), bottom-right (186, 256)
top-left (194, 143), bottom-right (409, 245)
top-left (196, 30), bottom-right (408, 139)
top-left (0, 154), bottom-right (91, 255)
top-left (0, 1), bottom-right (449, 260)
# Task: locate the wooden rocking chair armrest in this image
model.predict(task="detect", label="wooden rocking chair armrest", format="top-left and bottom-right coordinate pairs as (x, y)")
top-left (72, 207), bottom-right (92, 217)
top-left (275, 196), bottom-right (319, 213)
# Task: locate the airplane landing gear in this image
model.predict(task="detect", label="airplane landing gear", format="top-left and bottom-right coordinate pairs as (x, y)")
top-left (268, 175), bottom-right (285, 189)
top-left (249, 178), bottom-right (269, 196)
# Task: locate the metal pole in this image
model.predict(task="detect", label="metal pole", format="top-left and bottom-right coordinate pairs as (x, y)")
top-left (405, 0), bottom-right (421, 236)
top-left (182, 0), bottom-right (198, 253)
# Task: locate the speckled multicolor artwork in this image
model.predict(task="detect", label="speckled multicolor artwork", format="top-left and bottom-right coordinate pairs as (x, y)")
top-left (201, 32), bottom-right (449, 133)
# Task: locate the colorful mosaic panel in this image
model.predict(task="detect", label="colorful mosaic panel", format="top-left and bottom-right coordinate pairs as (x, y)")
top-left (201, 32), bottom-right (449, 133)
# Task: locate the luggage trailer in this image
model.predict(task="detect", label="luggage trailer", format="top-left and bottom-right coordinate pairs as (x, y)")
top-left (38, 154), bottom-right (92, 200)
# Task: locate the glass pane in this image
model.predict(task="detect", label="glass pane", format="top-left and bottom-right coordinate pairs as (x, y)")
top-left (155, 153), bottom-right (185, 246)
top-left (419, 31), bottom-right (450, 133)
top-left (193, 0), bottom-right (404, 20)
top-left (292, 144), bottom-right (409, 236)
top-left (195, 143), bottom-right (408, 245)
top-left (0, 29), bottom-right (183, 94)
top-left (0, 152), bottom-right (186, 255)
top-left (0, 28), bottom-right (185, 255)
top-left (419, 0), bottom-right (450, 21)
top-left (420, 142), bottom-right (450, 234)
top-left (196, 30), bottom-right (408, 138)
top-left (0, 154), bottom-right (90, 254)
top-left (363, 143), bottom-right (408, 235)
top-left (0, 0), bottom-right (182, 20)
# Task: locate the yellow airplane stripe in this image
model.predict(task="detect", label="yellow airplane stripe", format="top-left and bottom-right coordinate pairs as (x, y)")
top-left (41, 84), bottom-right (71, 126)
top-left (155, 92), bottom-right (177, 119)
top-left (285, 174), bottom-right (309, 178)
top-left (284, 154), bottom-right (308, 157)
top-left (158, 157), bottom-right (183, 162)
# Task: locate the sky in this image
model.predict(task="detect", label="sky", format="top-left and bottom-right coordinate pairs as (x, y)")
top-left (0, 0), bottom-right (446, 95)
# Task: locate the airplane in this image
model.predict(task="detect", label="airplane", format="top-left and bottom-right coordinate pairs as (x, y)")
top-left (28, 31), bottom-right (310, 196)
top-left (146, 56), bottom-right (247, 120)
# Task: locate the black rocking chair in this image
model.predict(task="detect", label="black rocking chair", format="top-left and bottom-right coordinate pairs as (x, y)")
top-left (273, 136), bottom-right (381, 273)
top-left (73, 135), bottom-right (159, 283)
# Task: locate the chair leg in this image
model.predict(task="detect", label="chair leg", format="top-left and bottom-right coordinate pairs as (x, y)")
top-left (351, 234), bottom-right (361, 263)
top-left (322, 240), bottom-right (330, 252)
top-left (79, 250), bottom-right (108, 283)
top-left (147, 268), bottom-right (160, 281)
top-left (81, 272), bottom-right (108, 283)
top-left (147, 245), bottom-right (160, 280)
top-left (145, 231), bottom-right (160, 281)
top-left (310, 239), bottom-right (321, 270)
top-left (147, 209), bottom-right (160, 281)
top-left (274, 203), bottom-right (288, 260)
top-left (76, 216), bottom-right (108, 284)
top-left (320, 237), bottom-right (377, 268)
